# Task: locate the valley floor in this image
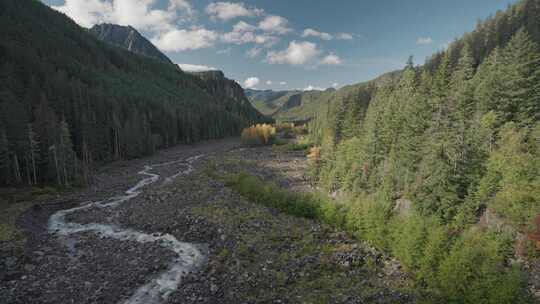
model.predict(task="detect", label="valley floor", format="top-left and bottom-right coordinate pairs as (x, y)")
top-left (0, 138), bottom-right (413, 304)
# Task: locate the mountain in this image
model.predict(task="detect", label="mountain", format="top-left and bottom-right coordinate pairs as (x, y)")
top-left (90, 23), bottom-right (173, 64)
top-left (89, 23), bottom-right (262, 124)
top-left (246, 70), bottom-right (401, 123)
top-left (245, 88), bottom-right (330, 123)
top-left (190, 70), bottom-right (252, 106)
top-left (0, 0), bottom-right (267, 186)
top-left (245, 89), bottom-right (300, 116)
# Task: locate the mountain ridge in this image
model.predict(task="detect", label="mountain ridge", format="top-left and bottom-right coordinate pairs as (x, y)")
top-left (90, 23), bottom-right (173, 64)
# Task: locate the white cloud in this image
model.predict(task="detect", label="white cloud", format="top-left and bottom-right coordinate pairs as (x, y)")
top-left (267, 41), bottom-right (320, 65)
top-left (417, 37), bottom-right (433, 45)
top-left (52, 0), bottom-right (193, 31)
top-left (233, 21), bottom-right (256, 32)
top-left (336, 32), bottom-right (354, 40)
top-left (332, 82), bottom-right (339, 88)
top-left (221, 31), bottom-right (277, 47)
top-left (302, 28), bottom-right (333, 40)
top-left (246, 47), bottom-right (262, 58)
top-left (243, 77), bottom-right (260, 89)
top-left (177, 63), bottom-right (218, 72)
top-left (321, 53), bottom-right (342, 65)
top-left (266, 80), bottom-right (273, 85)
top-left (279, 81), bottom-right (287, 85)
top-left (217, 47), bottom-right (232, 55)
top-left (168, 0), bottom-right (194, 18)
top-left (52, 0), bottom-right (112, 28)
top-left (152, 27), bottom-right (218, 51)
top-left (259, 15), bottom-right (292, 35)
top-left (205, 2), bottom-right (263, 21)
top-left (303, 85), bottom-right (325, 91)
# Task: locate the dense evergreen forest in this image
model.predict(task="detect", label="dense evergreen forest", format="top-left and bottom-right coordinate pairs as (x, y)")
top-left (308, 0), bottom-right (540, 301)
top-left (0, 0), bottom-right (267, 187)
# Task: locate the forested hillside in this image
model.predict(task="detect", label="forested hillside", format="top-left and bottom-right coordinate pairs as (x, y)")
top-left (246, 88), bottom-right (337, 123)
top-left (308, 0), bottom-right (540, 301)
top-left (0, 0), bottom-right (267, 187)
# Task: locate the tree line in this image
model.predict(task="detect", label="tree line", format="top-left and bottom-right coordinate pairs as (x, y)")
top-left (0, 0), bottom-right (267, 187)
top-left (308, 0), bottom-right (540, 301)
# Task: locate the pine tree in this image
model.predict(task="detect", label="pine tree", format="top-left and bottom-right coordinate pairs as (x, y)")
top-left (500, 29), bottom-right (540, 124)
top-left (0, 129), bottom-right (11, 185)
top-left (57, 118), bottom-right (77, 187)
top-left (26, 123), bottom-right (39, 185)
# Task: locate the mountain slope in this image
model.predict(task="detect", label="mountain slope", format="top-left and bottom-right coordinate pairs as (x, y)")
top-left (307, 0), bottom-right (540, 301)
top-left (0, 0), bottom-right (266, 186)
top-left (90, 23), bottom-right (173, 64)
top-left (88, 25), bottom-right (264, 125)
top-left (246, 70), bottom-right (402, 123)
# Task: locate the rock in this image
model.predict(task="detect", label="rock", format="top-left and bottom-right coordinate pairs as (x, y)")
top-left (23, 264), bottom-right (36, 272)
top-left (210, 283), bottom-right (219, 294)
top-left (4, 257), bottom-right (18, 269)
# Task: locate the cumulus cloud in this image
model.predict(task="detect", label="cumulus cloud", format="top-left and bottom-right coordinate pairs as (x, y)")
top-left (332, 82), bottom-right (339, 88)
top-left (52, 0), bottom-right (113, 28)
top-left (301, 29), bottom-right (354, 41)
top-left (222, 21), bottom-right (278, 47)
top-left (279, 81), bottom-right (287, 85)
top-left (267, 41), bottom-right (320, 65)
top-left (303, 85), bottom-right (325, 91)
top-left (205, 2), bottom-right (263, 21)
top-left (302, 28), bottom-right (333, 40)
top-left (168, 0), bottom-right (194, 18)
top-left (52, 0), bottom-right (193, 31)
top-left (336, 32), bottom-right (354, 40)
top-left (266, 41), bottom-right (342, 67)
top-left (233, 21), bottom-right (256, 32)
top-left (243, 77), bottom-right (260, 89)
top-left (417, 37), bottom-right (433, 45)
top-left (259, 15), bottom-right (292, 35)
top-left (177, 63), bottom-right (217, 72)
top-left (321, 53), bottom-right (342, 65)
top-left (266, 80), bottom-right (273, 85)
top-left (246, 47), bottom-right (262, 58)
top-left (152, 27), bottom-right (218, 51)
top-left (222, 31), bottom-right (277, 46)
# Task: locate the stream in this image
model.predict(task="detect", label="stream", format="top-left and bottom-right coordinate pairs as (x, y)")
top-left (47, 155), bottom-right (205, 304)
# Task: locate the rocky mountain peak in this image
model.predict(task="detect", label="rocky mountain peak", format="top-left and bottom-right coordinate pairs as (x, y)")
top-left (90, 23), bottom-right (173, 64)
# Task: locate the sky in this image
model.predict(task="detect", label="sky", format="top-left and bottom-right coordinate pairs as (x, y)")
top-left (42, 0), bottom-right (518, 91)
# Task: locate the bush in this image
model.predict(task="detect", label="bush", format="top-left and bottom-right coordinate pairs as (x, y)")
top-left (224, 172), bottom-right (530, 303)
top-left (437, 230), bottom-right (527, 303)
top-left (225, 172), bottom-right (344, 227)
top-left (241, 124), bottom-right (276, 146)
top-left (275, 123), bottom-right (294, 133)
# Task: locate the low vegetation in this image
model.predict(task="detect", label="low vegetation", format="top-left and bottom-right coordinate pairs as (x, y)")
top-left (226, 171), bottom-right (532, 302)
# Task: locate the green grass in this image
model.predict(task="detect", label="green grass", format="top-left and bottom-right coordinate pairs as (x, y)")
top-left (225, 172), bottom-right (346, 228)
top-left (0, 187), bottom-right (58, 243)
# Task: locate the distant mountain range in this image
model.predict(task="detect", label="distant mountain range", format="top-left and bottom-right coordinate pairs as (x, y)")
top-left (245, 70), bottom-right (401, 123)
top-left (90, 23), bottom-right (173, 64)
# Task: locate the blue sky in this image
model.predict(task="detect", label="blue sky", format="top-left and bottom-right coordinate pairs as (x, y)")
top-left (43, 0), bottom-right (518, 90)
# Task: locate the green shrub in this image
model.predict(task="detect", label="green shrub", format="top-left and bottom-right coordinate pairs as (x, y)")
top-left (224, 172), bottom-right (530, 303)
top-left (226, 173), bottom-right (343, 226)
top-left (436, 230), bottom-right (527, 303)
